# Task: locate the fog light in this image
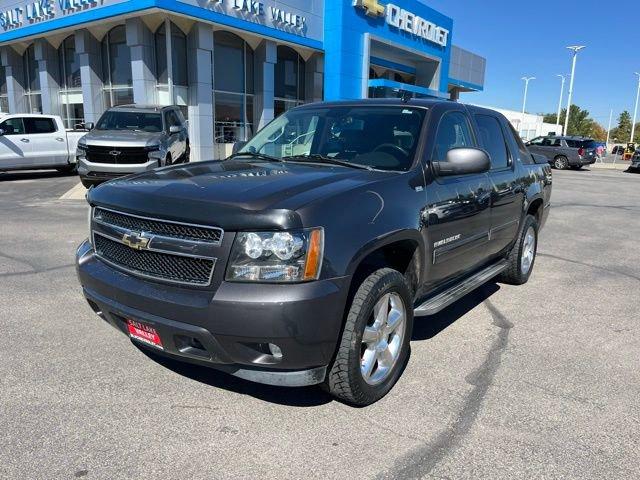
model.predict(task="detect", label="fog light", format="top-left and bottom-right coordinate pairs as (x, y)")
top-left (268, 343), bottom-right (283, 359)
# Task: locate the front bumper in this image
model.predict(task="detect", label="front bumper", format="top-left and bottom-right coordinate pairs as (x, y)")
top-left (77, 157), bottom-right (159, 178)
top-left (76, 240), bottom-right (350, 387)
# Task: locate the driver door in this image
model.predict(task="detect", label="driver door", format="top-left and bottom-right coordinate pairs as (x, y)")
top-left (420, 106), bottom-right (492, 292)
top-left (0, 117), bottom-right (31, 169)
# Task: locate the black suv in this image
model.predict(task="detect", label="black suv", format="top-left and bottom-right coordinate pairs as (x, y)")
top-left (76, 100), bottom-right (552, 406)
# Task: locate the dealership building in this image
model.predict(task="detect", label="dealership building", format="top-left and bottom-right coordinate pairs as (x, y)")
top-left (0, 0), bottom-right (486, 160)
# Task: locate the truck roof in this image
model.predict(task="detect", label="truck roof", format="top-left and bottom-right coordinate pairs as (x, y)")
top-left (108, 104), bottom-right (173, 113)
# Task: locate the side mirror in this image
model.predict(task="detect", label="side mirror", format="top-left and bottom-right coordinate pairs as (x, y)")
top-left (169, 125), bottom-right (181, 134)
top-left (232, 141), bottom-right (247, 154)
top-left (84, 122), bottom-right (94, 131)
top-left (432, 147), bottom-right (491, 176)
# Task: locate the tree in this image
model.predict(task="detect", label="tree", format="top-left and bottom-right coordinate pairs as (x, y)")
top-left (543, 106), bottom-right (595, 137)
top-left (610, 111), bottom-right (632, 143)
top-left (589, 123), bottom-right (607, 141)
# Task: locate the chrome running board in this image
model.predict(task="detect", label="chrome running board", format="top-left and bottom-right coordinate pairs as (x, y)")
top-left (414, 260), bottom-right (508, 317)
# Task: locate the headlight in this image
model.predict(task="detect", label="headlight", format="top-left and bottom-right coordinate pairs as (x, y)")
top-left (226, 228), bottom-right (324, 283)
top-left (76, 143), bottom-right (87, 157)
top-left (87, 205), bottom-right (93, 246)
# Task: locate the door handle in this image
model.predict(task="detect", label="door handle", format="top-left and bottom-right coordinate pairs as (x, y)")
top-left (20, 138), bottom-right (29, 143)
top-left (56, 137), bottom-right (64, 142)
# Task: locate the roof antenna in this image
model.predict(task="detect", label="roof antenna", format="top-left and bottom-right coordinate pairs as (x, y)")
top-left (400, 90), bottom-right (412, 103)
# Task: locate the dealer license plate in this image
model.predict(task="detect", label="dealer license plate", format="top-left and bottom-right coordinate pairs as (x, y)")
top-left (126, 319), bottom-right (163, 350)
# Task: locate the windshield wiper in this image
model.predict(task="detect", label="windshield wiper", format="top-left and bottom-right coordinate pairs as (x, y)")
top-left (227, 151), bottom-right (286, 163)
top-left (282, 154), bottom-right (373, 170)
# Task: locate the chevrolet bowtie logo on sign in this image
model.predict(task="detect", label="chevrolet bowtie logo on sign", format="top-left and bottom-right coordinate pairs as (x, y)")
top-left (353, 0), bottom-right (450, 47)
top-left (353, 0), bottom-right (385, 17)
top-left (122, 232), bottom-right (151, 250)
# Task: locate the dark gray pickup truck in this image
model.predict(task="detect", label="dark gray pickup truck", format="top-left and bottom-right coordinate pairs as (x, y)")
top-left (76, 99), bottom-right (552, 406)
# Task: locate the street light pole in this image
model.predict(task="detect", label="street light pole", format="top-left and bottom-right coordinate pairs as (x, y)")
top-left (564, 45), bottom-right (586, 136)
top-left (556, 74), bottom-right (566, 130)
top-left (521, 76), bottom-right (535, 138)
top-left (630, 72), bottom-right (640, 144)
top-left (605, 109), bottom-right (613, 149)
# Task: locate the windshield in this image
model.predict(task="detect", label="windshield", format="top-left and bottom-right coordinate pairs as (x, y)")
top-left (96, 111), bottom-right (163, 133)
top-left (238, 106), bottom-right (426, 171)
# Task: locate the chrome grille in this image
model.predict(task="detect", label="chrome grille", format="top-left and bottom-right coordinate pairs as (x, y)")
top-left (94, 235), bottom-right (215, 286)
top-left (94, 208), bottom-right (223, 244)
top-left (91, 208), bottom-right (222, 286)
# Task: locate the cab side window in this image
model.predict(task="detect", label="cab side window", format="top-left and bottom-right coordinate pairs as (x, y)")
top-left (475, 114), bottom-right (510, 169)
top-left (165, 110), bottom-right (181, 132)
top-left (24, 117), bottom-right (57, 134)
top-left (0, 117), bottom-right (25, 135)
top-left (434, 111), bottom-right (474, 161)
top-left (528, 137), bottom-right (545, 146)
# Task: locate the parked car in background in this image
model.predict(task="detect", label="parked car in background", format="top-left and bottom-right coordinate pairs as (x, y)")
top-left (630, 151), bottom-right (640, 172)
top-left (612, 145), bottom-right (625, 156)
top-left (77, 105), bottom-right (189, 188)
top-left (0, 114), bottom-right (86, 173)
top-left (76, 99), bottom-right (552, 406)
top-left (526, 135), bottom-right (597, 169)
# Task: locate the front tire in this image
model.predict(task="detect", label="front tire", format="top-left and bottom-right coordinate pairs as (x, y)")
top-left (324, 268), bottom-right (413, 406)
top-left (553, 156), bottom-right (569, 170)
top-left (498, 214), bottom-right (538, 285)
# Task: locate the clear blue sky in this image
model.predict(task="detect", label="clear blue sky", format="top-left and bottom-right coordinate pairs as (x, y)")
top-left (425, 0), bottom-right (640, 127)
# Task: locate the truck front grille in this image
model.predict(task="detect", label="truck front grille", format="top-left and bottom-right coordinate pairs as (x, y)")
top-left (91, 208), bottom-right (223, 286)
top-left (94, 234), bottom-right (215, 286)
top-left (86, 146), bottom-right (153, 165)
top-left (94, 208), bottom-right (223, 244)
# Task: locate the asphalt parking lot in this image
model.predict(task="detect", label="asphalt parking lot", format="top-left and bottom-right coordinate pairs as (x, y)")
top-left (1, 167), bottom-right (639, 479)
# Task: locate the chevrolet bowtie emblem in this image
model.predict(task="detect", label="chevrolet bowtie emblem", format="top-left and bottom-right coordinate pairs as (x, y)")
top-left (122, 232), bottom-right (151, 250)
top-left (353, 0), bottom-right (385, 17)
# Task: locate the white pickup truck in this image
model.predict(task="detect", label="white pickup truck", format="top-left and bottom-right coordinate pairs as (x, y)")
top-left (0, 114), bottom-right (87, 173)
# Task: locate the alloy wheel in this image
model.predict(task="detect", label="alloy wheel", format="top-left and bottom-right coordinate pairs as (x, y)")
top-left (520, 226), bottom-right (536, 275)
top-left (360, 292), bottom-right (406, 385)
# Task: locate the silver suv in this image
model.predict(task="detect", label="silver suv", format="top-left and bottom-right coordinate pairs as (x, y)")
top-left (526, 135), bottom-right (596, 170)
top-left (77, 105), bottom-right (189, 188)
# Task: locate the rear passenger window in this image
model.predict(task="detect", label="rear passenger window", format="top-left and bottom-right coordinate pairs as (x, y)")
top-left (475, 114), bottom-right (509, 169)
top-left (24, 117), bottom-right (56, 134)
top-left (0, 117), bottom-right (25, 135)
top-left (434, 111), bottom-right (474, 161)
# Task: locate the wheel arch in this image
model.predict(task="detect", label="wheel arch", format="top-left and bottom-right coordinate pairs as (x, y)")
top-left (345, 230), bottom-right (424, 301)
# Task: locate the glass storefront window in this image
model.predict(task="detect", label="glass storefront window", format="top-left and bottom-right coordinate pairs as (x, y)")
top-left (0, 66), bottom-right (7, 113)
top-left (102, 25), bottom-right (133, 107)
top-left (22, 44), bottom-right (42, 113)
top-left (274, 46), bottom-right (305, 118)
top-left (155, 22), bottom-right (188, 112)
top-left (213, 31), bottom-right (254, 146)
top-left (58, 35), bottom-right (84, 128)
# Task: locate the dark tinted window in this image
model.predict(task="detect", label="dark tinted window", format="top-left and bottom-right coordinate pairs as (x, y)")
top-left (96, 111), bottom-right (163, 132)
top-left (0, 117), bottom-right (25, 135)
top-left (581, 139), bottom-right (596, 149)
top-left (165, 109), bottom-right (181, 128)
top-left (24, 117), bottom-right (56, 134)
top-left (529, 137), bottom-right (545, 146)
top-left (475, 114), bottom-right (509, 169)
top-left (507, 123), bottom-right (532, 164)
top-left (434, 111), bottom-right (474, 161)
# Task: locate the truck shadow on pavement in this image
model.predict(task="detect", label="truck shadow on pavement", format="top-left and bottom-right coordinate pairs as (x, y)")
top-left (412, 282), bottom-right (500, 340)
top-left (0, 169), bottom-right (76, 182)
top-left (138, 282), bottom-right (501, 407)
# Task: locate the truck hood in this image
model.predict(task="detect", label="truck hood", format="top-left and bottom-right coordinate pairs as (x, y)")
top-left (82, 129), bottom-right (161, 147)
top-left (88, 159), bottom-right (392, 230)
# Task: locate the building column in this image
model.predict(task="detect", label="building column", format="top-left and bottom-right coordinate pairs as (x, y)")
top-left (75, 29), bottom-right (104, 124)
top-left (35, 39), bottom-right (61, 115)
top-left (126, 17), bottom-right (156, 105)
top-left (0, 47), bottom-right (27, 113)
top-left (187, 22), bottom-right (214, 162)
top-left (304, 53), bottom-right (324, 103)
top-left (253, 39), bottom-right (276, 130)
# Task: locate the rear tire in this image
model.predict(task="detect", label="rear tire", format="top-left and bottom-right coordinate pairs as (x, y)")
top-left (498, 214), bottom-right (538, 285)
top-left (553, 156), bottom-right (568, 170)
top-left (324, 268), bottom-right (413, 406)
top-left (57, 163), bottom-right (77, 174)
top-left (178, 143), bottom-right (190, 163)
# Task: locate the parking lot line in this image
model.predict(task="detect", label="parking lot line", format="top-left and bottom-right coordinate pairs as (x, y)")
top-left (59, 182), bottom-right (86, 200)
